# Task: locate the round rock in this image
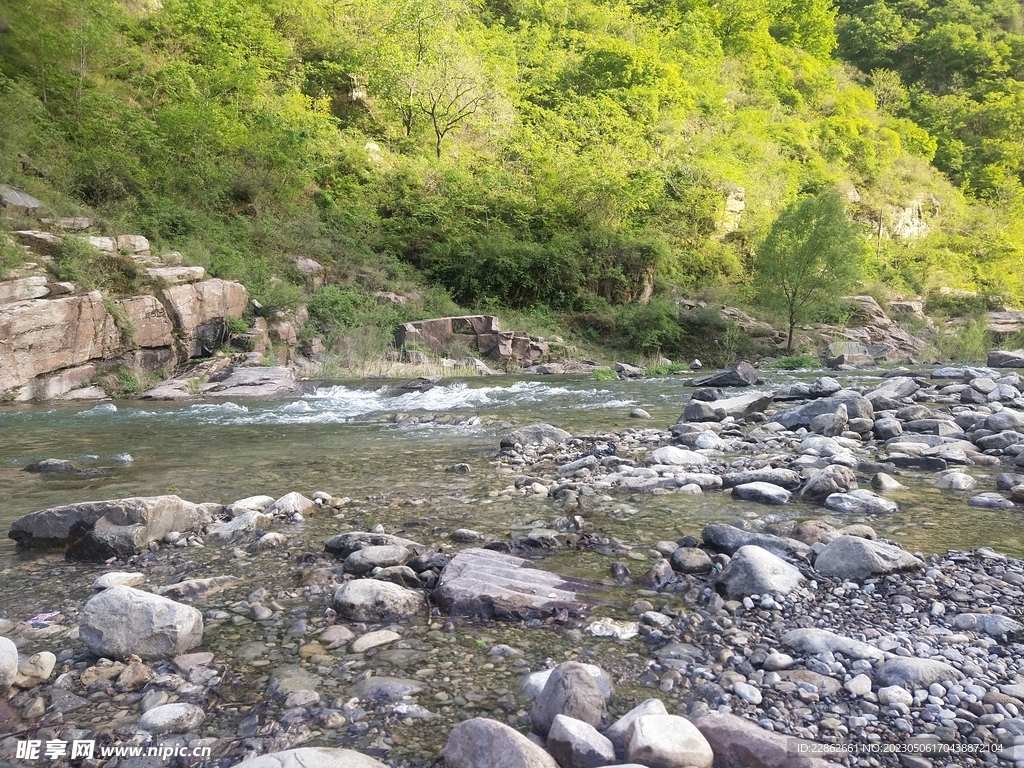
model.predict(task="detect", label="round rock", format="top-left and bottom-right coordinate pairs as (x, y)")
top-left (139, 703), bottom-right (206, 734)
top-left (626, 714), bottom-right (714, 768)
top-left (79, 586), bottom-right (203, 661)
top-left (234, 748), bottom-right (389, 768)
top-left (331, 580), bottom-right (422, 622)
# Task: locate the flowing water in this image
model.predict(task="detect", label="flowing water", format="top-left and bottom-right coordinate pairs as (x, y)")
top-left (2, 372), bottom-right (1022, 565)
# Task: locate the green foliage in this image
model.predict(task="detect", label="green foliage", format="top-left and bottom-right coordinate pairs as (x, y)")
top-left (765, 353), bottom-right (820, 369)
top-left (643, 363), bottom-right (688, 376)
top-left (591, 367), bottom-right (617, 381)
top-left (53, 238), bottom-right (145, 296)
top-left (0, 235), bottom-right (25, 277)
top-left (926, 318), bottom-right (992, 363)
top-left (227, 316), bottom-right (249, 335)
top-left (754, 189), bottom-right (868, 351)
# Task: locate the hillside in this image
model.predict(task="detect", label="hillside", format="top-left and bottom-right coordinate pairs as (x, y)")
top-left (1, 0), bottom-right (1022, 368)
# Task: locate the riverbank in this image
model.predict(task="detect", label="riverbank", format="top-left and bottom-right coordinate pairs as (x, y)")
top-left (2, 363), bottom-right (1023, 767)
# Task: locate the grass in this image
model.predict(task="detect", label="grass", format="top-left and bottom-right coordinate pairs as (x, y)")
top-left (923, 318), bottom-right (991, 363)
top-left (0, 234), bottom-right (26, 276)
top-left (592, 368), bottom-right (617, 381)
top-left (643, 363), bottom-right (688, 376)
top-left (764, 354), bottom-right (821, 370)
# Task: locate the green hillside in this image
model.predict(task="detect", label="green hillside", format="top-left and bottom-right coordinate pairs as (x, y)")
top-left (1, 0), bottom-right (1022, 360)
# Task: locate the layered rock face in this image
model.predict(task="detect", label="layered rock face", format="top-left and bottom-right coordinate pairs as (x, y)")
top-left (394, 315), bottom-right (550, 366)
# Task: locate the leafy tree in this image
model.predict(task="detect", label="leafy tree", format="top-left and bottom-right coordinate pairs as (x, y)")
top-left (754, 190), bottom-right (867, 352)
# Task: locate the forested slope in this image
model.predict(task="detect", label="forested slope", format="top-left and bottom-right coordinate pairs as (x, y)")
top-left (0, 0), bottom-right (1021, 357)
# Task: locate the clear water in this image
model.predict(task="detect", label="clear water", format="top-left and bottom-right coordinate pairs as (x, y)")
top-left (1, 373), bottom-right (1022, 566)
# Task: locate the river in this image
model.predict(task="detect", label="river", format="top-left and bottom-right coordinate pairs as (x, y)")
top-left (2, 372), bottom-right (1022, 565)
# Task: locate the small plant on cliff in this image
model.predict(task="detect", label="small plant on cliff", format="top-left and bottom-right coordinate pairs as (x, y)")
top-left (0, 235), bottom-right (25, 277)
top-left (53, 237), bottom-right (144, 296)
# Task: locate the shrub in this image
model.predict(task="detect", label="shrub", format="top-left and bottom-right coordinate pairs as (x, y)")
top-left (766, 354), bottom-right (821, 369)
top-left (592, 368), bottom-right (617, 381)
top-left (52, 237), bottom-right (144, 295)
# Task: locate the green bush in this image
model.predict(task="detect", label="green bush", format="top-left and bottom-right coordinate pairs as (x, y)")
top-left (592, 368), bottom-right (617, 381)
top-left (765, 354), bottom-right (821, 369)
top-left (52, 237), bottom-right (144, 296)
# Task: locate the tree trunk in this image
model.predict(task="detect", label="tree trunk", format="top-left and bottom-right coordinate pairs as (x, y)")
top-left (786, 318), bottom-right (795, 354)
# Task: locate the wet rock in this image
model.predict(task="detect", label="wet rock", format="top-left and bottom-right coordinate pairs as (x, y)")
top-left (586, 618), bottom-right (639, 641)
top-left (824, 489), bottom-right (898, 515)
top-left (722, 468), bottom-right (802, 490)
top-left (500, 423), bottom-right (573, 449)
top-left (952, 613), bottom-right (1024, 640)
top-left (138, 702), bottom-right (205, 734)
top-left (670, 547), bottom-right (713, 574)
top-left (332, 580), bottom-right (423, 622)
top-left (23, 458), bottom-right (78, 473)
top-left (731, 482), bottom-right (791, 505)
top-left (443, 717), bottom-right (559, 768)
top-left (640, 558), bottom-right (677, 589)
top-left (791, 520), bottom-right (837, 545)
top-left (875, 657), bottom-right (964, 688)
top-left (693, 711), bottom-right (836, 768)
top-left (782, 628), bottom-right (884, 661)
top-left (683, 400), bottom-right (719, 422)
top-left (692, 361), bottom-right (758, 388)
top-left (530, 661), bottom-right (608, 737)
top-left (987, 409), bottom-right (1024, 431)
top-left (350, 629), bottom-right (401, 653)
top-left (349, 676), bottom-right (424, 702)
top-left (968, 492), bottom-right (1015, 509)
top-left (625, 714), bottom-right (713, 768)
top-left (701, 524), bottom-right (810, 560)
top-left (156, 575), bottom-right (240, 599)
top-left (207, 510), bottom-right (272, 542)
top-left (80, 585), bottom-right (204, 661)
top-left (521, 664), bottom-right (613, 702)
top-left (604, 698), bottom-right (669, 754)
top-left (548, 715), bottom-right (615, 768)
top-left (0, 637), bottom-right (16, 691)
top-left (716, 546), bottom-right (804, 598)
top-left (433, 547), bottom-right (587, 620)
top-left (935, 470), bottom-right (976, 490)
top-left (265, 491), bottom-right (315, 517)
top-left (871, 472), bottom-right (905, 491)
top-left (324, 531), bottom-right (423, 558)
top-left (344, 545), bottom-right (414, 575)
top-left (800, 465), bottom-right (857, 501)
top-left (233, 748), bottom-right (389, 768)
top-left (9, 495), bottom-right (207, 560)
top-left (813, 536), bottom-right (924, 580)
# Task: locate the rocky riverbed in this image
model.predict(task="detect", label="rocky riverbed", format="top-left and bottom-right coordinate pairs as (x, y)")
top-left (2, 363), bottom-right (1024, 768)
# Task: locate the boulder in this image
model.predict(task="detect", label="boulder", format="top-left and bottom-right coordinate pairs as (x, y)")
top-left (207, 510), bottom-right (272, 543)
top-left (721, 468), bottom-right (802, 490)
top-left (987, 410), bottom-right (1024, 431)
top-left (332, 580), bottom-right (423, 622)
top-left (731, 482), bottom-right (791, 505)
top-left (952, 613), bottom-right (1024, 641)
top-left (716, 545), bottom-right (805, 598)
top-left (875, 657), bottom-right (964, 688)
top-left (433, 548), bottom-right (587, 620)
top-left (325, 531), bottom-right (424, 558)
top-left (670, 547), bottom-right (713, 574)
top-left (799, 465), bottom-right (857, 501)
top-left (625, 714), bottom-right (714, 768)
top-left (442, 720), bottom-right (560, 768)
top-left (139, 702), bottom-right (206, 734)
top-left (80, 586), bottom-right (203, 661)
top-left (648, 446), bottom-right (709, 467)
top-left (13, 652), bottom-right (56, 688)
top-left (823, 489), bottom-right (898, 515)
top-left (691, 361), bottom-right (758, 388)
top-left (233, 748), bottom-right (389, 768)
top-left (530, 661), bottom-right (607, 737)
top-left (9, 495), bottom-right (207, 560)
top-left (692, 712), bottom-right (837, 768)
top-left (701, 524), bottom-right (810, 560)
top-left (0, 291), bottom-right (115, 395)
top-left (782, 628), bottom-right (884, 661)
top-left (0, 637), bottom-right (17, 691)
top-left (114, 295), bottom-right (174, 348)
top-left (0, 184), bottom-right (43, 215)
top-left (604, 698), bottom-right (669, 754)
top-left (500, 423), bottom-right (572, 449)
top-left (690, 391), bottom-right (774, 420)
top-left (682, 400), bottom-right (719, 422)
top-left (344, 545), bottom-right (414, 575)
top-left (145, 266), bottom-right (205, 285)
top-left (520, 664), bottom-right (613, 702)
top-left (202, 366), bottom-right (302, 398)
top-left (0, 275), bottom-right (50, 304)
top-left (988, 349), bottom-right (1024, 368)
top-left (813, 536), bottom-right (924, 580)
top-left (771, 392), bottom-right (873, 429)
top-left (161, 278), bottom-right (247, 358)
top-left (866, 376), bottom-right (921, 404)
top-left (547, 714), bottom-right (616, 768)
top-left (265, 491), bottom-right (315, 517)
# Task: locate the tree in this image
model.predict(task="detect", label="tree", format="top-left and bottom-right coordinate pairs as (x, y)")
top-left (754, 190), bottom-right (866, 352)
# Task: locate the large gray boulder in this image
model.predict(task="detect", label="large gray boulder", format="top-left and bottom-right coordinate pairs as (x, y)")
top-left (500, 423), bottom-right (572, 449)
top-left (692, 361), bottom-right (758, 388)
top-left (625, 714), bottom-right (714, 768)
top-left (876, 657), bottom-right (964, 688)
top-left (442, 717), bottom-right (559, 768)
top-left (332, 580), bottom-right (423, 622)
top-left (232, 748), bottom-right (389, 768)
top-left (324, 531), bottom-right (424, 558)
top-left (530, 662), bottom-right (607, 738)
top-left (771, 392), bottom-right (873, 429)
top-left (0, 636), bottom-right (17, 691)
top-left (80, 586), bottom-right (203, 661)
top-left (823, 489), bottom-right (898, 515)
top-left (716, 545), bottom-right (805, 598)
top-left (800, 465), bottom-right (857, 501)
top-left (987, 410), bottom-right (1024, 431)
top-left (988, 349), bottom-right (1024, 368)
top-left (9, 495), bottom-right (207, 560)
top-left (813, 536), bottom-right (924, 580)
top-left (433, 548), bottom-right (587, 620)
top-left (547, 714), bottom-right (615, 768)
top-left (343, 545), bottom-right (414, 575)
top-left (701, 524), bottom-right (809, 560)
top-left (692, 712), bottom-right (838, 768)
top-left (866, 376), bottom-right (920, 404)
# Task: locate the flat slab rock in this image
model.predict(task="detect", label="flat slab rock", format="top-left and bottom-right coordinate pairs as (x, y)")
top-left (432, 548), bottom-right (590, 620)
